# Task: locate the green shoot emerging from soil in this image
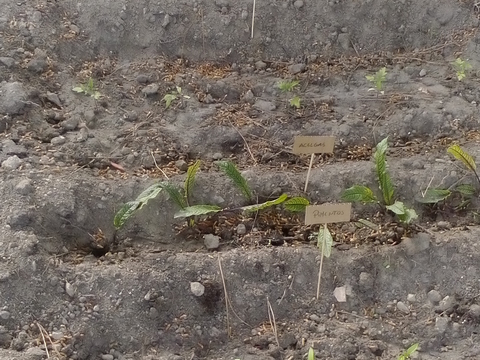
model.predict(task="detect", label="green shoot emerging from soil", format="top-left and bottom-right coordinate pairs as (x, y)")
top-left (398, 343), bottom-right (418, 360)
top-left (452, 58), bottom-right (472, 81)
top-left (448, 144), bottom-right (480, 185)
top-left (366, 67), bottom-right (387, 92)
top-left (289, 96), bottom-right (301, 109)
top-left (277, 79), bottom-right (300, 92)
top-left (163, 86), bottom-right (190, 109)
top-left (342, 137), bottom-right (417, 224)
top-left (72, 77), bottom-right (101, 99)
top-left (308, 347), bottom-right (315, 360)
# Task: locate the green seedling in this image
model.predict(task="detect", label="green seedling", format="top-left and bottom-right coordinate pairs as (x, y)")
top-left (398, 343), bottom-right (418, 360)
top-left (366, 67), bottom-right (387, 93)
top-left (289, 96), bottom-right (301, 109)
top-left (277, 79), bottom-right (300, 92)
top-left (342, 137), bottom-right (417, 224)
top-left (448, 144), bottom-right (480, 184)
top-left (308, 347), bottom-right (315, 360)
top-left (452, 58), bottom-right (472, 81)
top-left (72, 77), bottom-right (101, 99)
top-left (163, 86), bottom-right (190, 109)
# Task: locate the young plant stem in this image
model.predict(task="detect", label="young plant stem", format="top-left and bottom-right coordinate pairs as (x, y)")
top-left (304, 153), bottom-right (315, 192)
top-left (316, 223), bottom-right (326, 300)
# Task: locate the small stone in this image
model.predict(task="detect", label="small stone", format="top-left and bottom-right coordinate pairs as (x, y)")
top-left (396, 301), bottom-right (410, 314)
top-left (101, 354), bottom-right (114, 360)
top-left (24, 347), bottom-right (46, 360)
top-left (293, 0), bottom-right (304, 8)
top-left (419, 69), bottom-right (427, 77)
top-left (27, 58), bottom-right (47, 73)
top-left (0, 82), bottom-right (27, 115)
top-left (175, 159), bottom-right (188, 171)
top-left (287, 63), bottom-right (306, 75)
top-left (407, 294), bottom-right (417, 303)
top-left (0, 311), bottom-right (10, 319)
top-left (15, 179), bottom-right (33, 195)
top-left (435, 316), bottom-right (450, 333)
top-left (51, 331), bottom-right (63, 340)
top-left (337, 33), bottom-right (351, 50)
top-left (469, 304), bottom-right (480, 317)
top-left (46, 92), bottom-right (62, 107)
top-left (161, 14), bottom-right (171, 28)
top-left (65, 281), bottom-right (75, 297)
top-left (93, 305), bottom-right (100, 312)
top-left (436, 221), bottom-right (450, 230)
top-left (204, 234), bottom-right (220, 250)
top-left (436, 295), bottom-right (454, 312)
top-left (0, 57), bottom-right (15, 68)
top-left (1, 155), bottom-right (23, 170)
top-left (69, 24), bottom-right (80, 34)
top-left (51, 136), bottom-right (66, 146)
top-left (427, 290), bottom-right (442, 304)
top-left (253, 99), bottom-right (276, 112)
top-left (334, 286), bottom-right (346, 302)
top-left (236, 223), bottom-right (247, 235)
top-left (190, 282), bottom-right (205, 296)
top-left (309, 314), bottom-right (321, 323)
top-left (141, 83), bottom-right (159, 96)
top-left (212, 152), bottom-right (223, 160)
top-left (149, 307), bottom-right (159, 319)
top-left (243, 89), bottom-right (255, 102)
top-left (135, 74), bottom-right (150, 84)
top-left (359, 272), bottom-right (374, 290)
top-left (402, 233), bottom-right (431, 256)
top-left (255, 60), bottom-right (267, 70)
top-left (241, 10), bottom-right (248, 20)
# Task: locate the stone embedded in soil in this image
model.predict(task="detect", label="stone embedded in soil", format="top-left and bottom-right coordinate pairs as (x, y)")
top-left (253, 99), bottom-right (276, 112)
top-left (141, 83), bottom-right (159, 96)
top-left (65, 281), bottom-right (75, 297)
top-left (175, 159), bottom-right (188, 171)
top-left (51, 136), bottom-right (66, 146)
top-left (294, 0), bottom-right (304, 8)
top-left (255, 60), bottom-right (267, 70)
top-left (204, 234), bottom-right (220, 250)
top-left (0, 310), bottom-right (10, 320)
top-left (407, 294), bottom-right (417, 303)
top-left (149, 307), bottom-right (159, 319)
top-left (288, 63), bottom-right (306, 75)
top-left (337, 33), bottom-right (351, 50)
top-left (402, 233), bottom-right (431, 256)
top-left (2, 139), bottom-right (27, 157)
top-left (0, 81), bottom-right (27, 115)
top-left (15, 179), bottom-right (34, 195)
top-left (436, 221), bottom-right (451, 230)
top-left (236, 223), bottom-right (247, 235)
top-left (435, 316), bottom-right (450, 333)
top-left (0, 57), bottom-right (15, 68)
top-left (309, 314), bottom-right (321, 323)
top-left (419, 68), bottom-right (427, 77)
top-left (396, 301), bottom-right (410, 314)
top-left (1, 155), bottom-right (23, 170)
top-left (190, 282), bottom-right (205, 296)
top-left (469, 304), bottom-right (480, 317)
top-left (27, 58), bottom-right (47, 73)
top-left (436, 295), bottom-right (454, 312)
top-left (101, 354), bottom-right (114, 360)
top-left (359, 272), bottom-right (374, 290)
top-left (427, 289), bottom-right (442, 304)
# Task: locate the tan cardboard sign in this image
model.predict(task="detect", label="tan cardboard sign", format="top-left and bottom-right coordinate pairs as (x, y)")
top-left (305, 203), bottom-right (351, 225)
top-left (293, 136), bottom-right (335, 155)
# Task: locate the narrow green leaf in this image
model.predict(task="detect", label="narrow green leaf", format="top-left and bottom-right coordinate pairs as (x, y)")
top-left (456, 183), bottom-right (476, 196)
top-left (448, 144), bottom-right (476, 172)
top-left (283, 197), bottom-right (310, 212)
top-left (415, 189), bottom-right (451, 204)
top-left (405, 343), bottom-right (419, 356)
top-left (241, 194), bottom-right (288, 213)
top-left (174, 205), bottom-right (222, 219)
top-left (215, 160), bottom-right (253, 202)
top-left (374, 137), bottom-right (394, 205)
top-left (308, 348), bottom-right (315, 360)
top-left (317, 225), bottom-right (333, 258)
top-left (159, 182), bottom-right (186, 209)
top-left (341, 185), bottom-right (377, 203)
top-left (135, 183), bottom-right (164, 203)
top-left (114, 201), bottom-right (141, 229)
top-left (185, 160), bottom-right (201, 204)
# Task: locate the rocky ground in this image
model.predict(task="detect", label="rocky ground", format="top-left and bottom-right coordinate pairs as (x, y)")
top-left (1, 0), bottom-right (480, 359)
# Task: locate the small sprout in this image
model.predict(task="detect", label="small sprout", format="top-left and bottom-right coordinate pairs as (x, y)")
top-left (290, 96), bottom-right (301, 109)
top-left (72, 77), bottom-right (101, 99)
top-left (277, 79), bottom-right (300, 92)
top-left (366, 67), bottom-right (387, 92)
top-left (162, 86), bottom-right (190, 109)
top-left (452, 58), bottom-right (472, 81)
top-left (398, 343), bottom-right (419, 360)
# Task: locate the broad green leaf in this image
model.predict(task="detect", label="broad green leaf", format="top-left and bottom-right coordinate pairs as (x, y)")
top-left (72, 86), bottom-right (84, 93)
top-left (114, 201), bottom-right (141, 229)
top-left (215, 160), bottom-right (253, 202)
top-left (159, 182), bottom-right (186, 209)
top-left (341, 185), bottom-right (377, 203)
top-left (290, 96), bottom-right (301, 109)
top-left (374, 137), bottom-right (394, 205)
top-left (399, 208), bottom-right (418, 224)
top-left (185, 160), bottom-right (201, 204)
top-left (308, 348), bottom-right (315, 360)
top-left (405, 343), bottom-right (419, 356)
top-left (278, 80), bottom-right (300, 92)
top-left (283, 197), bottom-right (310, 212)
top-left (386, 201), bottom-right (417, 224)
top-left (174, 205), bottom-right (222, 219)
top-left (357, 218), bottom-right (379, 230)
top-left (317, 224), bottom-right (333, 258)
top-left (447, 144), bottom-right (476, 172)
top-left (241, 194), bottom-right (288, 213)
top-left (456, 183), bottom-right (476, 196)
top-left (163, 94), bottom-right (177, 109)
top-left (386, 201), bottom-right (407, 215)
top-left (92, 91), bottom-right (101, 99)
top-left (415, 189), bottom-right (451, 204)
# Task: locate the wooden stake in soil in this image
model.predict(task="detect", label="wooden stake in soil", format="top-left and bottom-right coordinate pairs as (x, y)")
top-left (251, 0), bottom-right (256, 39)
top-left (292, 136), bottom-right (335, 193)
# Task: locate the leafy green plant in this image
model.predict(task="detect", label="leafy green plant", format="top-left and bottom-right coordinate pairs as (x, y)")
top-left (366, 67), bottom-right (387, 92)
top-left (452, 58), bottom-right (472, 81)
top-left (341, 137), bottom-right (417, 224)
top-left (163, 86), bottom-right (190, 109)
top-left (277, 79), bottom-right (300, 92)
top-left (289, 96), bottom-right (301, 109)
top-left (448, 144), bottom-right (480, 185)
top-left (398, 343), bottom-right (418, 360)
top-left (72, 77), bottom-right (101, 99)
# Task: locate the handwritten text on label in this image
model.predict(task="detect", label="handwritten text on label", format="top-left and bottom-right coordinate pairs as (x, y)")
top-left (293, 136), bottom-right (335, 154)
top-left (305, 203), bottom-right (351, 225)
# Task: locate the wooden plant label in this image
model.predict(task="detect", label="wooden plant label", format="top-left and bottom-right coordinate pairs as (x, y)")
top-left (305, 203), bottom-right (352, 225)
top-left (292, 136), bottom-right (335, 155)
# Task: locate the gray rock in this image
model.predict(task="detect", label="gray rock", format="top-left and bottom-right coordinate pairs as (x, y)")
top-left (407, 294), bottom-right (417, 303)
top-left (135, 74), bottom-right (151, 84)
top-left (241, 10), bottom-right (248, 20)
top-left (402, 233), bottom-right (431, 256)
top-left (288, 63), bottom-right (306, 75)
top-left (212, 152), bottom-right (223, 160)
top-left (435, 316), bottom-right (450, 333)
top-left (0, 82), bottom-right (27, 115)
top-left (436, 295), bottom-right (455, 312)
top-left (396, 301), bottom-right (410, 314)
top-left (243, 89), bottom-right (255, 102)
top-left (7, 210), bottom-right (32, 228)
top-left (142, 83), bottom-right (159, 96)
top-left (309, 314), bottom-right (321, 323)
top-left (236, 223), bottom-right (247, 235)
top-left (427, 289), bottom-right (442, 304)
top-left (161, 14), bottom-right (171, 28)
top-left (51, 136), bottom-right (66, 146)
top-left (255, 61), bottom-right (267, 70)
top-left (2, 139), bottom-right (27, 157)
top-left (175, 159), bottom-right (188, 171)
top-left (419, 69), bottom-right (427, 77)
top-left (60, 116), bottom-right (80, 131)
top-left (27, 58), bottom-right (47, 73)
top-left (1, 155), bottom-right (23, 170)
top-left (294, 0), bottom-right (304, 8)
top-left (253, 99), bottom-right (276, 112)
top-left (0, 328), bottom-right (12, 347)
top-left (101, 355), bottom-right (114, 360)
top-left (204, 234), bottom-right (220, 250)
top-left (337, 33), bottom-right (351, 50)
top-left (65, 281), bottom-right (75, 297)
top-left (0, 311), bottom-right (9, 320)
top-left (15, 179), bottom-right (34, 195)
top-left (190, 282), bottom-right (205, 296)
top-left (50, 331), bottom-right (63, 340)
top-left (469, 304), bottom-right (480, 317)
top-left (436, 221), bottom-right (451, 230)
top-left (46, 92), bottom-right (62, 108)
top-left (359, 272), bottom-right (374, 290)
top-left (0, 57), bottom-right (15, 68)
top-left (24, 347), bottom-right (47, 360)
top-left (149, 307), bottom-right (159, 319)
